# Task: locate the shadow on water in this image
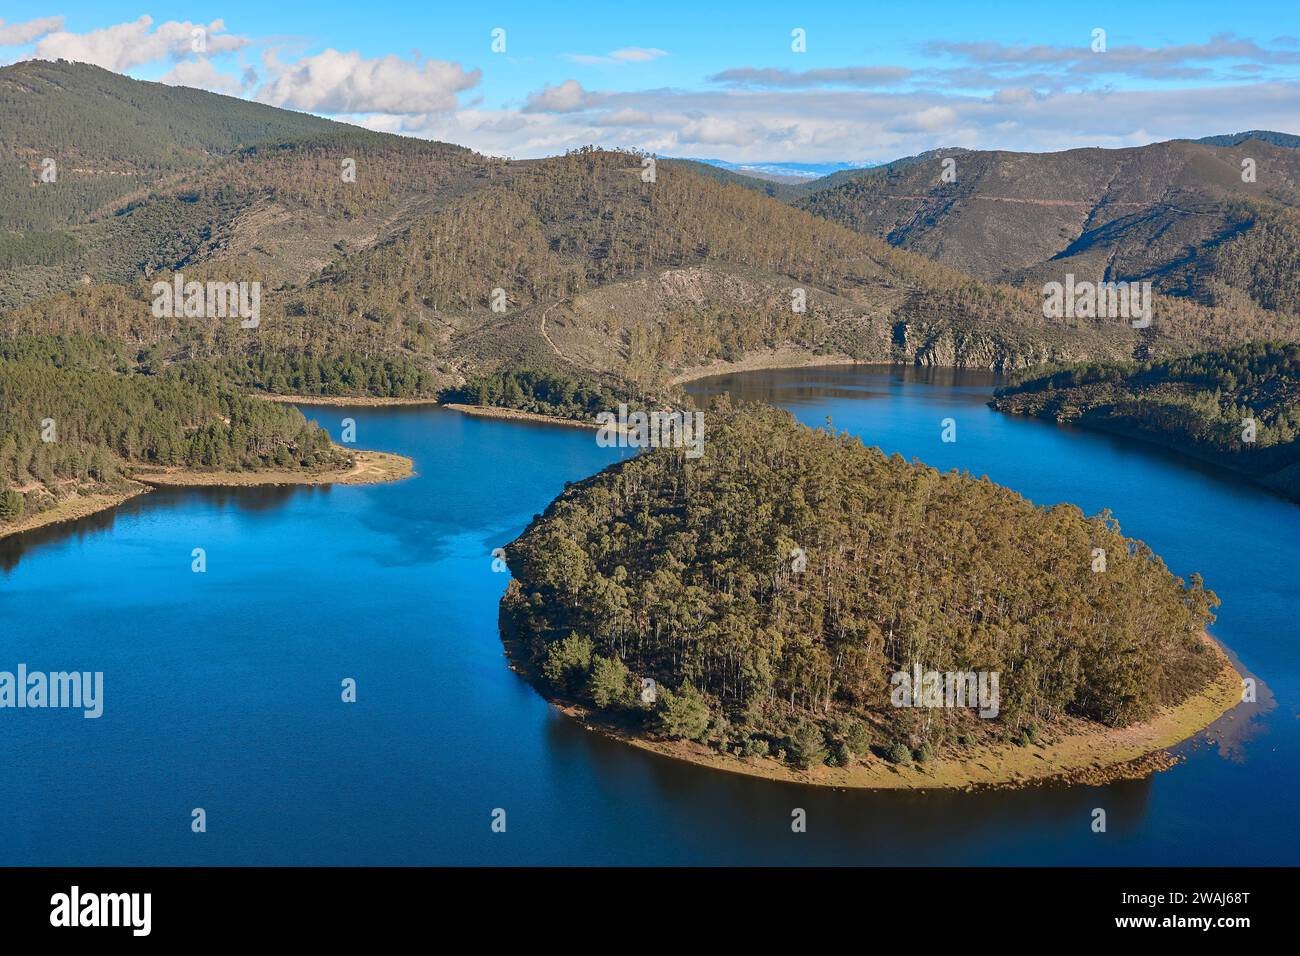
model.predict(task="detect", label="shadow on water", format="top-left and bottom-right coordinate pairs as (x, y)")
top-left (689, 362), bottom-right (1001, 404)
top-left (0, 484), bottom-right (332, 575)
top-left (540, 703), bottom-right (1158, 864)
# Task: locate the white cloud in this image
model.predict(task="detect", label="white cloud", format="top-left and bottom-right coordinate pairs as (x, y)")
top-left (0, 16), bottom-right (64, 46)
top-left (255, 49), bottom-right (479, 114)
top-left (593, 108), bottom-right (653, 126)
top-left (524, 79), bottom-right (594, 113)
top-left (610, 47), bottom-right (667, 62)
top-left (34, 16), bottom-right (247, 71)
top-left (435, 77), bottom-right (1300, 163)
top-left (565, 47), bottom-right (668, 65)
top-left (161, 59), bottom-right (249, 97)
top-left (711, 66), bottom-right (912, 88)
top-left (889, 106), bottom-right (958, 133)
top-left (678, 116), bottom-right (758, 146)
top-left (14, 16), bottom-right (1300, 167)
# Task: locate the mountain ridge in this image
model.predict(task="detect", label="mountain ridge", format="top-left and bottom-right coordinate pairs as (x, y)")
top-left (2, 61), bottom-right (1297, 402)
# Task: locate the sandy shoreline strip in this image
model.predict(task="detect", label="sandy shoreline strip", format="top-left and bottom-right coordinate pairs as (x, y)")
top-left (441, 403), bottom-right (603, 430)
top-left (252, 391), bottom-right (608, 431)
top-left (133, 449), bottom-right (413, 487)
top-left (669, 349), bottom-right (861, 385)
top-left (256, 393), bottom-right (443, 407)
top-left (0, 449), bottom-right (413, 541)
top-left (0, 488), bottom-right (149, 541)
top-left (505, 633), bottom-right (1242, 791)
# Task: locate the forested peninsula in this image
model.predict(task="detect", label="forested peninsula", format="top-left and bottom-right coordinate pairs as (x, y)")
top-left (0, 353), bottom-right (411, 538)
top-left (992, 342), bottom-right (1300, 502)
top-left (501, 404), bottom-right (1240, 789)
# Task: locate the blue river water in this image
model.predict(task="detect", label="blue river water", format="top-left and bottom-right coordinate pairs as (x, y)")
top-left (0, 365), bottom-right (1293, 864)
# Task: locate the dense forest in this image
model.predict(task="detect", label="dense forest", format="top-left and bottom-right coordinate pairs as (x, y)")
top-left (0, 358), bottom-right (348, 525)
top-left (993, 342), bottom-right (1300, 497)
top-left (502, 404), bottom-right (1221, 769)
top-left (440, 366), bottom-right (642, 420)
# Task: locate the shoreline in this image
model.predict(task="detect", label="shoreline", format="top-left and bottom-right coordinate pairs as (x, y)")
top-left (254, 393), bottom-right (443, 407)
top-left (503, 631), bottom-right (1242, 792)
top-left (0, 449), bottom-right (413, 541)
top-left (441, 403), bottom-right (601, 430)
top-left (668, 349), bottom-right (862, 385)
top-left (251, 391), bottom-right (606, 432)
top-left (0, 487), bottom-right (149, 541)
top-left (133, 448), bottom-right (413, 487)
top-left (993, 404), bottom-right (1300, 505)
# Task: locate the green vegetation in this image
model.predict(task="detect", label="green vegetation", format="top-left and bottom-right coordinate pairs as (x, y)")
top-left (0, 359), bottom-right (348, 526)
top-left (1177, 201), bottom-right (1300, 315)
top-left (993, 342), bottom-right (1300, 497)
top-left (440, 366), bottom-right (633, 419)
top-left (215, 352), bottom-right (441, 398)
top-left (502, 404), bottom-right (1221, 769)
top-left (0, 59), bottom-right (344, 229)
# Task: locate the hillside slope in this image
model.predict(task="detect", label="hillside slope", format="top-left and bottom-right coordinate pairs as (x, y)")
top-left (795, 138), bottom-right (1300, 318)
top-left (0, 60), bottom-right (347, 232)
top-left (3, 64), bottom-right (1297, 401)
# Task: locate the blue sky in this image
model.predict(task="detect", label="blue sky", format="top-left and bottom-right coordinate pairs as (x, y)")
top-left (3, 2), bottom-right (1299, 163)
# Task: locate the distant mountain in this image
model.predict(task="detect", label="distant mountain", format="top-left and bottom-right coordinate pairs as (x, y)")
top-left (671, 149), bottom-right (975, 201)
top-left (1191, 131), bottom-right (1300, 149)
top-left (682, 158), bottom-right (876, 180)
top-left (793, 137), bottom-right (1300, 318)
top-left (662, 159), bottom-right (806, 201)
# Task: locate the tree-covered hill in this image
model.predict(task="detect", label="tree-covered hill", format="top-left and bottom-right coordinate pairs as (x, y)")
top-left (501, 404), bottom-right (1221, 769)
top-left (0, 59), bottom-right (347, 230)
top-left (1, 60), bottom-right (488, 309)
top-left (992, 342), bottom-right (1300, 500)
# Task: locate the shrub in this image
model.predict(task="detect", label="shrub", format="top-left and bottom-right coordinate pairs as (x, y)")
top-left (830, 740), bottom-right (853, 767)
top-left (788, 721), bottom-right (829, 770)
top-left (843, 720), bottom-right (872, 755)
top-left (887, 742), bottom-right (913, 766)
top-left (0, 484), bottom-right (24, 522)
top-left (655, 682), bottom-right (712, 741)
top-left (541, 632), bottom-right (593, 693)
top-left (587, 654), bottom-right (632, 708)
top-left (707, 714), bottom-right (731, 743)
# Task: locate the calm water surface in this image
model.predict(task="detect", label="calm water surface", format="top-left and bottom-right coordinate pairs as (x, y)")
top-left (0, 365), bottom-right (1293, 864)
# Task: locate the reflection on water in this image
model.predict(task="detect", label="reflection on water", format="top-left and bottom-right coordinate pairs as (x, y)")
top-left (0, 485), bottom-right (332, 575)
